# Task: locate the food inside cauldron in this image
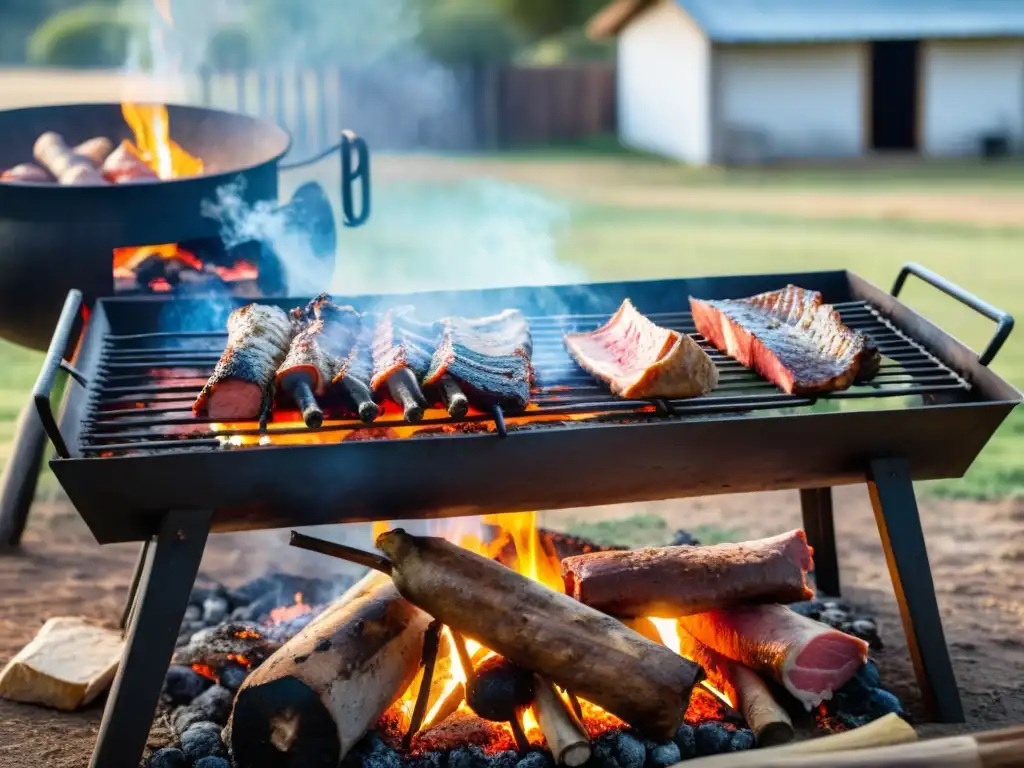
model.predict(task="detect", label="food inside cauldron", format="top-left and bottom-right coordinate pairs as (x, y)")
top-left (193, 295), bottom-right (536, 428)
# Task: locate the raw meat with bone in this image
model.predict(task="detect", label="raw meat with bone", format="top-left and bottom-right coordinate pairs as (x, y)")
top-left (424, 309), bottom-right (533, 412)
top-left (193, 304), bottom-right (295, 420)
top-left (689, 285), bottom-right (881, 395)
top-left (679, 603), bottom-right (869, 710)
top-left (565, 298), bottom-right (718, 399)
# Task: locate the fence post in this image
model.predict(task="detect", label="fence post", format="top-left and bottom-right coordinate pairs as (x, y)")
top-left (198, 64), bottom-right (213, 107)
top-left (235, 69), bottom-right (247, 114)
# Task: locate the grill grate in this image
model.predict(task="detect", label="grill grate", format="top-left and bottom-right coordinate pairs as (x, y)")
top-left (77, 299), bottom-right (971, 456)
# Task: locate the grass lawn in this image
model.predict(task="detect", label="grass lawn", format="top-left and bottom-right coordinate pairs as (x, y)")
top-left (2, 155), bottom-right (1021, 499)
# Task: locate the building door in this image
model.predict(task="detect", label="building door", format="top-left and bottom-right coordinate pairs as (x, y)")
top-left (869, 40), bottom-right (920, 151)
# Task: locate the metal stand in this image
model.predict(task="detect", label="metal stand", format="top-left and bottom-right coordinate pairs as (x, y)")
top-left (800, 487), bottom-right (840, 597)
top-left (90, 510), bottom-right (211, 768)
top-left (120, 538), bottom-right (151, 631)
top-left (0, 398), bottom-right (48, 548)
top-left (867, 458), bottom-right (963, 723)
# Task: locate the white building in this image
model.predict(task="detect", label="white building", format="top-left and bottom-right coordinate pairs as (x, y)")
top-left (588, 0), bottom-right (1024, 164)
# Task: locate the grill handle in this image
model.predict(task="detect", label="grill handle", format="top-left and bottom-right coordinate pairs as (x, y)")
top-left (32, 289), bottom-right (84, 459)
top-left (278, 130), bottom-right (371, 228)
top-left (891, 262), bottom-right (1014, 367)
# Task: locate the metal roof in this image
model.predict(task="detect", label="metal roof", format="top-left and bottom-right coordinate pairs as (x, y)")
top-left (675, 0), bottom-right (1024, 43)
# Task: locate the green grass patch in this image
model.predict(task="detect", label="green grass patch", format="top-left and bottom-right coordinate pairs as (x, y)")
top-left (563, 514), bottom-right (740, 547)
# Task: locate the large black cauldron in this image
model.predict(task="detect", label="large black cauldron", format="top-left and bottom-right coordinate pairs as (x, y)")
top-left (0, 102), bottom-right (368, 351)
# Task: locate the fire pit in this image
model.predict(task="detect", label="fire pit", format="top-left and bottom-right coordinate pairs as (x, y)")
top-left (27, 264), bottom-right (1020, 767)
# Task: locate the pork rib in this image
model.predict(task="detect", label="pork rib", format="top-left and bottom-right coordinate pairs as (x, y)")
top-left (689, 286), bottom-right (880, 395)
top-left (423, 309), bottom-right (533, 411)
top-left (561, 529), bottom-right (814, 618)
top-left (564, 299), bottom-right (718, 399)
top-left (678, 604), bottom-right (869, 710)
top-left (193, 304), bottom-right (295, 420)
top-left (278, 295), bottom-right (361, 395)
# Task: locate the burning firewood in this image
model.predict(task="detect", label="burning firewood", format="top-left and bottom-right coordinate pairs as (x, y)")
top-left (33, 132), bottom-right (108, 185)
top-left (0, 163), bottom-right (50, 183)
top-left (290, 530), bottom-right (704, 739)
top-left (676, 625), bottom-right (794, 747)
top-left (101, 140), bottom-right (160, 183)
top-left (172, 621), bottom-right (281, 682)
top-left (533, 675), bottom-right (592, 767)
top-left (74, 136), bottom-right (114, 167)
top-left (229, 571), bottom-right (431, 767)
top-left (560, 529), bottom-right (814, 618)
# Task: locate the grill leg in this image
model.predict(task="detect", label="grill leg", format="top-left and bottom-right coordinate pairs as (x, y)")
top-left (867, 458), bottom-right (963, 723)
top-left (90, 510), bottom-right (211, 768)
top-left (0, 399), bottom-right (48, 548)
top-left (120, 538), bottom-right (151, 631)
top-left (800, 487), bottom-right (840, 597)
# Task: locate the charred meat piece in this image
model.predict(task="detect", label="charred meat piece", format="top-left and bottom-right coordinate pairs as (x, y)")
top-left (679, 604), bottom-right (869, 710)
top-left (370, 307), bottom-right (433, 421)
top-left (565, 299), bottom-right (718, 399)
top-left (689, 286), bottom-right (881, 395)
top-left (423, 310), bottom-right (533, 412)
top-left (277, 296), bottom-right (362, 427)
top-left (194, 304), bottom-right (295, 420)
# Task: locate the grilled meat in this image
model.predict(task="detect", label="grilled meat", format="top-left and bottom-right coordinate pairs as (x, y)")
top-left (689, 285), bottom-right (881, 395)
top-left (423, 310), bottom-right (533, 411)
top-left (370, 307), bottom-right (433, 421)
top-left (331, 312), bottom-right (381, 422)
top-left (565, 299), bottom-right (718, 399)
top-left (193, 304), bottom-right (295, 420)
top-left (277, 295), bottom-right (363, 427)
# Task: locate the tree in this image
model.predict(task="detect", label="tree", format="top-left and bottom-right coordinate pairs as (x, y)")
top-left (493, 0), bottom-right (608, 39)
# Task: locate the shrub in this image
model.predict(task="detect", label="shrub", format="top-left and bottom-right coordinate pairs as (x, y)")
top-left (28, 4), bottom-right (146, 68)
top-left (522, 29), bottom-right (616, 66)
top-left (419, 0), bottom-right (523, 67)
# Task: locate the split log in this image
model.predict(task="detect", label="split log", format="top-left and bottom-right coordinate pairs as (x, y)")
top-left (560, 529), bottom-right (814, 618)
top-left (0, 617), bottom-right (123, 710)
top-left (230, 571), bottom-right (431, 767)
top-left (533, 675), bottom-right (591, 767)
top-left (676, 625), bottom-right (793, 747)
top-left (374, 529), bottom-right (703, 739)
top-left (33, 132), bottom-right (107, 185)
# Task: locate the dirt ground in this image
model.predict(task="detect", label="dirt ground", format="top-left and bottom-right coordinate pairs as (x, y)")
top-left (0, 486), bottom-right (1021, 766)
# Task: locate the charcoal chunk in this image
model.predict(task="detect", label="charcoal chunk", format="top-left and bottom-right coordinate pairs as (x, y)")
top-left (163, 665), bottom-right (213, 706)
top-left (180, 722), bottom-right (227, 763)
top-left (694, 723), bottom-right (731, 756)
top-left (183, 605), bottom-right (202, 624)
top-left (819, 608), bottom-right (849, 628)
top-left (188, 685), bottom-right (233, 725)
top-left (171, 706), bottom-right (208, 736)
top-left (646, 742), bottom-right (680, 768)
top-left (728, 729), bottom-right (755, 752)
top-left (359, 731), bottom-right (403, 768)
top-left (515, 751), bottom-right (554, 768)
top-left (864, 688), bottom-right (906, 718)
top-left (466, 656), bottom-right (534, 722)
top-left (218, 662), bottom-right (249, 691)
top-left (851, 619), bottom-right (883, 649)
top-left (449, 746), bottom-right (486, 768)
top-left (488, 749), bottom-right (519, 768)
top-left (613, 732), bottom-right (646, 768)
top-left (857, 660), bottom-right (881, 690)
top-left (148, 747), bottom-right (186, 768)
top-left (670, 530), bottom-right (702, 547)
top-left (408, 751), bottom-right (444, 768)
top-left (672, 724), bottom-right (696, 759)
top-left (195, 758), bottom-right (230, 768)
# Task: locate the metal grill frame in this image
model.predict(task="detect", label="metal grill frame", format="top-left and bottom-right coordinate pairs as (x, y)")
top-left (38, 266), bottom-right (1018, 545)
top-left (34, 264), bottom-right (1018, 768)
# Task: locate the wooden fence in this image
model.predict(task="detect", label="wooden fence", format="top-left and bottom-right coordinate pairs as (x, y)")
top-left (193, 63), bottom-right (616, 157)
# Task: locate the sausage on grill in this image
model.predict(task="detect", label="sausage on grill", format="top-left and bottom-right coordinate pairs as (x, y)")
top-left (193, 304), bottom-right (295, 420)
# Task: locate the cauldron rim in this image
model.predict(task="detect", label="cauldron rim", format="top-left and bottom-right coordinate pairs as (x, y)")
top-left (0, 101), bottom-right (293, 189)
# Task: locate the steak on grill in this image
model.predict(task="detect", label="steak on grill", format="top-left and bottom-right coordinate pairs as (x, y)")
top-left (423, 310), bottom-right (533, 411)
top-left (689, 286), bottom-right (880, 395)
top-left (193, 304), bottom-right (295, 420)
top-left (564, 299), bottom-right (718, 399)
top-left (678, 604), bottom-right (869, 710)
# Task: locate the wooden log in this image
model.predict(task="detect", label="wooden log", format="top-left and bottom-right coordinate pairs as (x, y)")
top-left (1, 163), bottom-right (51, 183)
top-left (560, 529), bottom-right (814, 618)
top-left (533, 675), bottom-right (591, 767)
top-left (676, 625), bottom-right (793, 747)
top-left (374, 529), bottom-right (703, 739)
top-left (0, 617), bottom-right (123, 711)
top-left (33, 132), bottom-right (108, 185)
top-left (677, 713), bottom-right (917, 767)
top-left (229, 571), bottom-right (431, 767)
top-left (101, 140), bottom-right (160, 184)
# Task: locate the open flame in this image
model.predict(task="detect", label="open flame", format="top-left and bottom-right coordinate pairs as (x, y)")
top-left (650, 618), bottom-right (734, 709)
top-left (269, 592), bottom-right (313, 624)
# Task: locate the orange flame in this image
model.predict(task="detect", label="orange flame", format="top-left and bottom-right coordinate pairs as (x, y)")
top-left (650, 618), bottom-right (734, 708)
top-left (269, 592), bottom-right (313, 624)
